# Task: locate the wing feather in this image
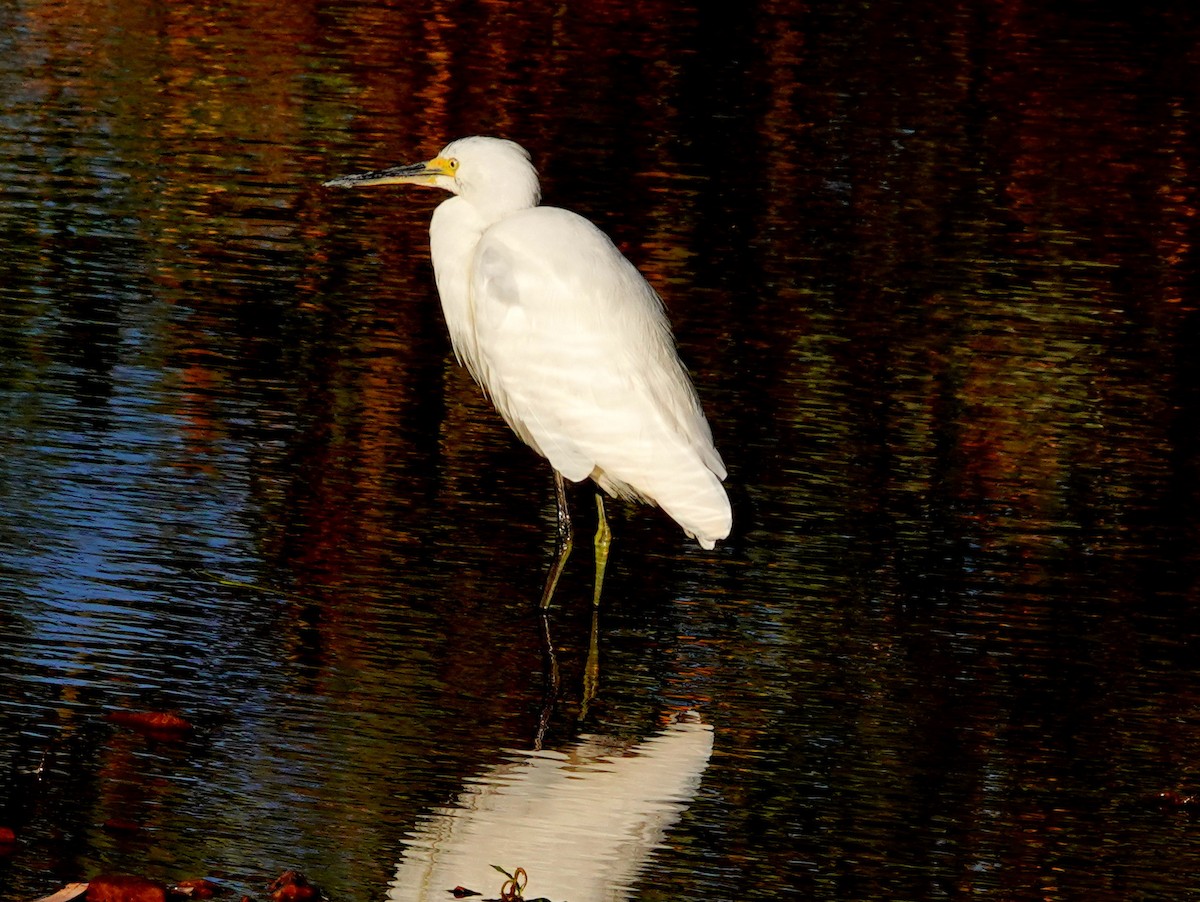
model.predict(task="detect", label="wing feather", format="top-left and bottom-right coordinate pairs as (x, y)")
top-left (466, 207), bottom-right (730, 544)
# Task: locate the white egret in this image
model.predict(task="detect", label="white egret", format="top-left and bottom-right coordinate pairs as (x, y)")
top-left (324, 137), bottom-right (730, 606)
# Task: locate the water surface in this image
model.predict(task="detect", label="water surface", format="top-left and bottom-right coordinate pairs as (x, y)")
top-left (3, 1), bottom-right (1200, 900)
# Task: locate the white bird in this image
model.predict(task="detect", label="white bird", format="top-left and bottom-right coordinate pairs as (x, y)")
top-left (324, 137), bottom-right (730, 606)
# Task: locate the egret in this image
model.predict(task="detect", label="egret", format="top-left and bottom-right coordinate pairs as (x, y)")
top-left (324, 137), bottom-right (730, 607)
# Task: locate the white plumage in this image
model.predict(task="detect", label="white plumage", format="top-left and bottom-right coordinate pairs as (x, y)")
top-left (325, 136), bottom-right (730, 560)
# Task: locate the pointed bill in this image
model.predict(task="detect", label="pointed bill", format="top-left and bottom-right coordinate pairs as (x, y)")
top-left (323, 156), bottom-right (455, 189)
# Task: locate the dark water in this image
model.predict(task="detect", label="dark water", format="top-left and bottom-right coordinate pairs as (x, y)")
top-left (3, 1), bottom-right (1200, 899)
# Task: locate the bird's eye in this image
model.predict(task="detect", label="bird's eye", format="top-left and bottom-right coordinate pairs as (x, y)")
top-left (448, 158), bottom-right (459, 171)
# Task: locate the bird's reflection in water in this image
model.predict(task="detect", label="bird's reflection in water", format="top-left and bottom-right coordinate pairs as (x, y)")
top-left (387, 713), bottom-right (714, 902)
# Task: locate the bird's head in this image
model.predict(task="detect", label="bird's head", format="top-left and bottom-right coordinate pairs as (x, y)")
top-left (324, 136), bottom-right (541, 219)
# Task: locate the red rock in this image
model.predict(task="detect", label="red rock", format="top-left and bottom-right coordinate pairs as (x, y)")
top-left (85, 874), bottom-right (167, 902)
top-left (269, 871), bottom-right (321, 902)
top-left (106, 711), bottom-right (193, 740)
top-left (172, 878), bottom-right (225, 898)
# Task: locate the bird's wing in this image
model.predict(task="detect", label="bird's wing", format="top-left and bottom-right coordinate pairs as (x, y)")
top-left (467, 207), bottom-right (725, 487)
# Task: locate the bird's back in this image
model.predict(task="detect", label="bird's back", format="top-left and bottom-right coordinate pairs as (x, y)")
top-left (465, 206), bottom-right (731, 548)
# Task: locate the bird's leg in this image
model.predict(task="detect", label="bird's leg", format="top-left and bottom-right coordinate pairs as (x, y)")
top-left (539, 471), bottom-right (574, 609)
top-left (579, 606), bottom-right (600, 722)
top-left (592, 493), bottom-right (612, 608)
top-left (534, 611), bottom-right (560, 750)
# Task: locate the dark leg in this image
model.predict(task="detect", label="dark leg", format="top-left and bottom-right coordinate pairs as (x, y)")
top-left (539, 471), bottom-right (573, 609)
top-left (534, 611), bottom-right (559, 750)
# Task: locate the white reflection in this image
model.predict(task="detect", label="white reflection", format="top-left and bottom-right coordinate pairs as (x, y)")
top-left (387, 713), bottom-right (714, 902)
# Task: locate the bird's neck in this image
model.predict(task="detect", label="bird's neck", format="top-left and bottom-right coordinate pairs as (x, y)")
top-left (430, 196), bottom-right (488, 378)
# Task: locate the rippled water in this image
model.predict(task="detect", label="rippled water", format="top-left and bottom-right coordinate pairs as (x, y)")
top-left (3, 1), bottom-right (1200, 900)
